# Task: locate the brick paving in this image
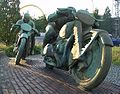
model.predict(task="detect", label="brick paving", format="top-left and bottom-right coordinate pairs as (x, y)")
top-left (0, 53), bottom-right (120, 94)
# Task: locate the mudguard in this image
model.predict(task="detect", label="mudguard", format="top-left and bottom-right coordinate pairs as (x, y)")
top-left (20, 33), bottom-right (28, 39)
top-left (17, 33), bottom-right (28, 45)
top-left (91, 29), bottom-right (113, 47)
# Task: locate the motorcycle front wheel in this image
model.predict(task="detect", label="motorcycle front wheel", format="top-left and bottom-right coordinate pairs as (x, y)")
top-left (15, 38), bottom-right (26, 65)
top-left (71, 35), bottom-right (112, 90)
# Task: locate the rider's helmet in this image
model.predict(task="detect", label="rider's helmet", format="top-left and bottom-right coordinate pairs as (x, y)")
top-left (67, 7), bottom-right (76, 15)
top-left (76, 10), bottom-right (95, 25)
top-left (23, 13), bottom-right (31, 23)
top-left (57, 6), bottom-right (76, 17)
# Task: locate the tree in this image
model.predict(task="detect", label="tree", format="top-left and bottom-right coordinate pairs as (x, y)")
top-left (0, 0), bottom-right (21, 45)
top-left (99, 7), bottom-right (113, 34)
top-left (103, 6), bottom-right (111, 19)
top-left (93, 8), bottom-right (101, 19)
top-left (33, 16), bottom-right (48, 32)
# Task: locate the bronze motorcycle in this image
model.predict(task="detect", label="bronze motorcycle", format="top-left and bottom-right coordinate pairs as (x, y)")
top-left (43, 10), bottom-right (113, 90)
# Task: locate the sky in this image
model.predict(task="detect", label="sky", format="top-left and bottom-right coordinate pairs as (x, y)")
top-left (19, 0), bottom-right (113, 18)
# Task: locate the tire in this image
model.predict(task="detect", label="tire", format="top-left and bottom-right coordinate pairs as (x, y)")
top-left (25, 38), bottom-right (31, 56)
top-left (45, 63), bottom-right (54, 70)
top-left (15, 38), bottom-right (26, 65)
top-left (71, 35), bottom-right (112, 90)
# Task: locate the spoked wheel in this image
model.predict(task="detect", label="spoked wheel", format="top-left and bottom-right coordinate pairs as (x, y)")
top-left (71, 35), bottom-right (112, 90)
top-left (45, 63), bottom-right (54, 70)
top-left (15, 38), bottom-right (26, 65)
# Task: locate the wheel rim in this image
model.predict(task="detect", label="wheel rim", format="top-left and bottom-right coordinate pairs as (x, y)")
top-left (71, 37), bottom-right (103, 84)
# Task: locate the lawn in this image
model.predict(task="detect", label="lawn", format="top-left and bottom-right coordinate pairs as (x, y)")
top-left (0, 43), bottom-right (7, 51)
top-left (112, 47), bottom-right (120, 65)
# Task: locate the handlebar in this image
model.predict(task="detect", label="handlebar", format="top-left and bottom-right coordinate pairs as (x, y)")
top-left (10, 24), bottom-right (20, 32)
top-left (10, 23), bottom-right (40, 36)
top-left (32, 28), bottom-right (41, 36)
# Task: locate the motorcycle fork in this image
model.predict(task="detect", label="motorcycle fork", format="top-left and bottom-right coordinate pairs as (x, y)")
top-left (69, 31), bottom-right (99, 70)
top-left (24, 38), bottom-right (30, 56)
top-left (16, 36), bottom-right (21, 47)
top-left (54, 35), bottom-right (74, 67)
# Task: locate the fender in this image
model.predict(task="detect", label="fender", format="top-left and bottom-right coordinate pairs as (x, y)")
top-left (91, 29), bottom-right (113, 47)
top-left (20, 33), bottom-right (28, 39)
top-left (17, 33), bottom-right (28, 46)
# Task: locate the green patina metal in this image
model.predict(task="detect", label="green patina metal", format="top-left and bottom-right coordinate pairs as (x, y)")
top-left (12, 22), bottom-right (39, 65)
top-left (21, 23), bottom-right (32, 31)
top-left (43, 8), bottom-right (112, 90)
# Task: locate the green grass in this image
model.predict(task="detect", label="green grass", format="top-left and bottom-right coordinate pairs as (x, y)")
top-left (0, 43), bottom-right (7, 51)
top-left (0, 43), bottom-right (42, 57)
top-left (4, 46), bottom-right (16, 57)
top-left (112, 47), bottom-right (120, 65)
top-left (34, 45), bottom-right (42, 55)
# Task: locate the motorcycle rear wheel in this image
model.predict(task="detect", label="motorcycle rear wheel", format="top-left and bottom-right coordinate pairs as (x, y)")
top-left (15, 38), bottom-right (26, 65)
top-left (46, 63), bottom-right (54, 70)
top-left (71, 36), bottom-right (112, 90)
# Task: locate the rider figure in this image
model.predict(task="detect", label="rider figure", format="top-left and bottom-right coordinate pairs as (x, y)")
top-left (11, 13), bottom-right (39, 55)
top-left (43, 7), bottom-right (76, 48)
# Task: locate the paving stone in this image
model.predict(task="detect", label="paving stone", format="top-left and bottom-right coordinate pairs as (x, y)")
top-left (29, 83), bottom-right (36, 88)
top-left (20, 86), bottom-right (28, 93)
top-left (16, 90), bottom-right (23, 94)
top-left (42, 91), bottom-right (49, 94)
top-left (21, 81), bottom-right (27, 85)
top-left (8, 89), bottom-right (16, 94)
top-left (35, 84), bottom-right (44, 91)
top-left (33, 88), bottom-right (42, 94)
top-left (13, 84), bottom-right (20, 90)
top-left (2, 89), bottom-right (9, 94)
top-left (0, 86), bottom-right (3, 94)
top-left (0, 54), bottom-right (120, 94)
top-left (17, 82), bottom-right (23, 87)
top-left (29, 89), bottom-right (37, 94)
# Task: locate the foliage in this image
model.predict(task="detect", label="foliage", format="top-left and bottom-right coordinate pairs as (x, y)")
top-left (92, 7), bottom-right (111, 20)
top-left (99, 18), bottom-right (114, 34)
top-left (103, 7), bottom-right (111, 19)
top-left (98, 7), bottom-right (113, 34)
top-left (112, 47), bottom-right (120, 65)
top-left (0, 0), bottom-right (21, 45)
top-left (92, 7), bottom-right (115, 34)
top-left (0, 42), bottom-right (7, 51)
top-left (34, 45), bottom-right (42, 54)
top-left (92, 8), bottom-right (101, 19)
top-left (4, 46), bottom-right (16, 57)
top-left (33, 16), bottom-right (48, 32)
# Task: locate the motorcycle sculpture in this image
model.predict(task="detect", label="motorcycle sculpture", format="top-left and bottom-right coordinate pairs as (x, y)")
top-left (12, 23), bottom-right (39, 65)
top-left (43, 10), bottom-right (113, 90)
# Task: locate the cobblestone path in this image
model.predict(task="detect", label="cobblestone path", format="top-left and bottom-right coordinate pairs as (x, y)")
top-left (0, 53), bottom-right (120, 94)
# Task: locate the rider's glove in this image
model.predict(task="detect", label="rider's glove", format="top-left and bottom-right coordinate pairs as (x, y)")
top-left (10, 25), bottom-right (14, 32)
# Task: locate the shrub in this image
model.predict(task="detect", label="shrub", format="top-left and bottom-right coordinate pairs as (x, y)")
top-left (2, 45), bottom-right (42, 57)
top-left (33, 45), bottom-right (42, 55)
top-left (0, 0), bottom-right (21, 45)
top-left (0, 43), bottom-right (7, 51)
top-left (4, 46), bottom-right (16, 57)
top-left (112, 47), bottom-right (120, 65)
